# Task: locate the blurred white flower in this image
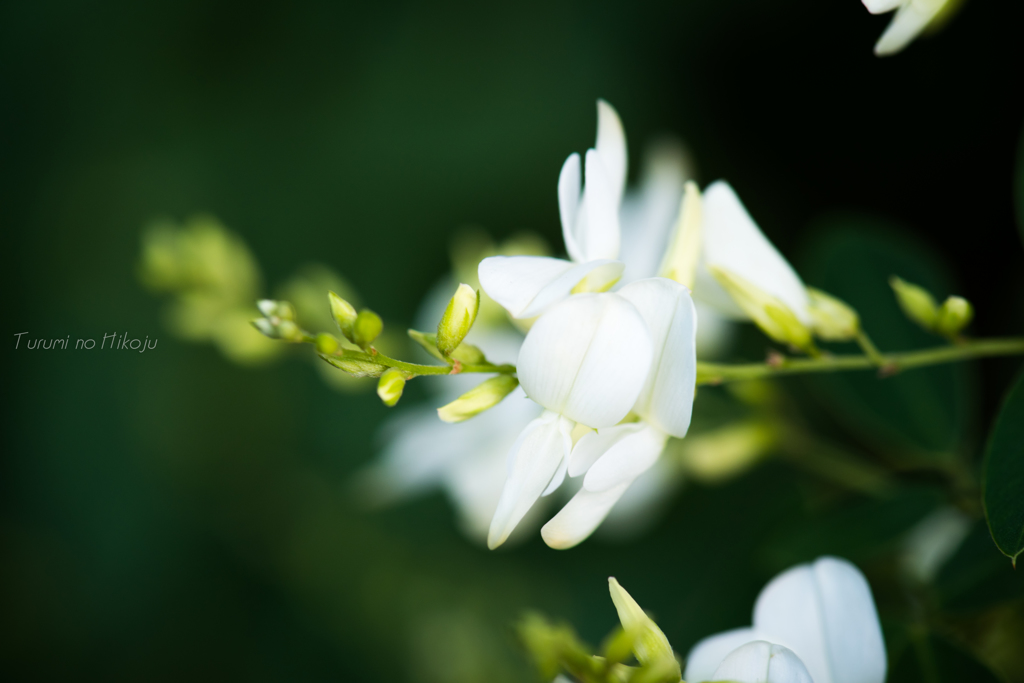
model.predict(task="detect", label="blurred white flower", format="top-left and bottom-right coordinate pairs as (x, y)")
top-left (900, 505), bottom-right (971, 583)
top-left (479, 100), bottom-right (628, 319)
top-left (862, 0), bottom-right (955, 56)
top-left (488, 292), bottom-right (653, 549)
top-left (541, 278), bottom-right (696, 549)
top-left (685, 556), bottom-right (887, 683)
top-left (712, 641), bottom-right (814, 683)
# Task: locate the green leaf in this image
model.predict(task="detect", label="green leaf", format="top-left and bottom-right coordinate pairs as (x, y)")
top-left (983, 371), bottom-right (1024, 566)
top-left (799, 219), bottom-right (972, 456)
top-left (888, 630), bottom-right (1002, 683)
top-left (935, 519), bottom-right (1024, 612)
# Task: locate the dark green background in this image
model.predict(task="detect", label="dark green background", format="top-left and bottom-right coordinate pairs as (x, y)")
top-left (3, 1), bottom-right (1023, 681)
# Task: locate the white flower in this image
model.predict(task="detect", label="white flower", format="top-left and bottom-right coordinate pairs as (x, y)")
top-left (712, 641), bottom-right (814, 683)
top-left (488, 292), bottom-right (653, 549)
top-left (479, 100), bottom-right (628, 319)
top-left (541, 277), bottom-right (697, 549)
top-left (863, 0), bottom-right (954, 57)
top-left (685, 556), bottom-right (887, 683)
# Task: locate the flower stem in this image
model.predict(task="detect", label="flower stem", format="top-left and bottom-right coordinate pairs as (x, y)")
top-left (696, 337), bottom-right (1024, 386)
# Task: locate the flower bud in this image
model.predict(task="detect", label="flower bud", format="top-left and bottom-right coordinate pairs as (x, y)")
top-left (315, 332), bottom-right (339, 356)
top-left (437, 375), bottom-right (519, 423)
top-left (408, 329), bottom-right (446, 361)
top-left (322, 354), bottom-right (388, 377)
top-left (251, 301), bottom-right (305, 342)
top-left (376, 368), bottom-right (406, 407)
top-left (710, 266), bottom-right (814, 353)
top-left (329, 290), bottom-right (358, 341)
top-left (711, 641), bottom-right (813, 683)
top-left (889, 276), bottom-right (938, 331)
top-left (661, 181), bottom-right (703, 289)
top-left (608, 578), bottom-right (680, 679)
top-left (352, 309), bottom-right (383, 349)
top-left (436, 283), bottom-right (480, 357)
top-left (806, 287), bottom-right (860, 341)
top-left (935, 295), bottom-right (973, 338)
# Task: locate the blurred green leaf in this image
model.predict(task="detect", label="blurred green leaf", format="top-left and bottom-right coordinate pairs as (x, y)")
top-left (799, 220), bottom-right (971, 456)
top-left (983, 371), bottom-right (1024, 566)
top-left (759, 486), bottom-right (942, 570)
top-left (888, 630), bottom-right (1002, 683)
top-left (935, 520), bottom-right (1024, 613)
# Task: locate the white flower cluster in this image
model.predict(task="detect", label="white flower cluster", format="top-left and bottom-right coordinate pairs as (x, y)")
top-left (474, 101), bottom-right (820, 549)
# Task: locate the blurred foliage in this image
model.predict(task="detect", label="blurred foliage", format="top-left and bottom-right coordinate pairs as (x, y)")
top-left (3, 1), bottom-right (1024, 682)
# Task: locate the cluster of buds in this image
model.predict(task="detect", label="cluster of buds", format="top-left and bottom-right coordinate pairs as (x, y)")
top-left (890, 276), bottom-right (973, 339)
top-left (252, 300), bottom-right (306, 342)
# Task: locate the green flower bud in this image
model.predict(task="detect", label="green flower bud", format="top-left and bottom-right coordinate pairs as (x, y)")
top-left (376, 368), bottom-right (406, 407)
top-left (436, 284), bottom-right (480, 357)
top-left (352, 309), bottom-right (383, 349)
top-left (322, 354), bottom-right (388, 377)
top-left (807, 287), bottom-right (860, 341)
top-left (276, 319), bottom-right (303, 342)
top-left (329, 290), bottom-right (358, 341)
top-left (437, 375), bottom-right (518, 423)
top-left (410, 328), bottom-right (488, 365)
top-left (890, 276), bottom-right (939, 331)
top-left (607, 578), bottom-right (680, 679)
top-left (710, 266), bottom-right (815, 353)
top-left (315, 332), bottom-right (339, 355)
top-left (660, 181), bottom-right (702, 289)
top-left (935, 295), bottom-right (973, 338)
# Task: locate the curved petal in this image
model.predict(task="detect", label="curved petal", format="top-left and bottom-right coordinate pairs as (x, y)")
top-left (874, 1), bottom-right (940, 56)
top-left (519, 293), bottom-right (653, 427)
top-left (618, 278), bottom-right (698, 436)
top-left (488, 412), bottom-right (574, 549)
top-left (542, 448), bottom-right (571, 497)
top-left (698, 181), bottom-right (810, 324)
top-left (712, 641), bottom-right (813, 683)
top-left (862, 0), bottom-right (903, 14)
top-left (683, 627), bottom-right (758, 683)
top-left (568, 422), bottom-right (644, 477)
top-left (478, 255), bottom-right (623, 319)
top-left (559, 153), bottom-right (585, 263)
top-left (540, 480), bottom-right (631, 549)
top-left (583, 422), bottom-right (668, 492)
top-left (753, 557), bottom-right (886, 683)
top-left (596, 99), bottom-right (627, 205)
top-left (579, 149), bottom-right (621, 261)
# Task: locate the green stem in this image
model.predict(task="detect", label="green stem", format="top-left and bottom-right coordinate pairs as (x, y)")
top-left (371, 349), bottom-right (515, 376)
top-left (855, 329), bottom-right (885, 366)
top-left (697, 337), bottom-right (1024, 385)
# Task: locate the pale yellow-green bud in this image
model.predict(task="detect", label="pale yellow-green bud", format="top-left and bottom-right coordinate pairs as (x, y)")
top-left (890, 276), bottom-right (939, 331)
top-left (660, 181), bottom-right (703, 289)
top-left (710, 266), bottom-right (815, 353)
top-left (436, 284), bottom-right (480, 356)
top-left (276, 319), bottom-right (303, 342)
top-left (353, 309), bottom-right (383, 349)
top-left (328, 290), bottom-right (358, 341)
top-left (680, 420), bottom-right (777, 483)
top-left (322, 354), bottom-right (388, 377)
top-left (315, 332), bottom-right (339, 355)
top-left (806, 287), bottom-right (860, 341)
top-left (376, 368), bottom-right (406, 407)
top-left (607, 578), bottom-right (680, 679)
top-left (935, 295), bottom-right (973, 338)
top-left (437, 375), bottom-right (518, 423)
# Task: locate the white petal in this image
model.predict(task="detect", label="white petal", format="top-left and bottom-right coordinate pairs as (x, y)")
top-left (862, 0), bottom-right (903, 14)
top-left (712, 641), bottom-right (814, 683)
top-left (619, 139), bottom-right (689, 283)
top-left (874, 1), bottom-right (941, 56)
top-left (542, 424), bottom-right (574, 496)
top-left (540, 481), bottom-right (631, 549)
top-left (478, 255), bottom-right (623, 319)
top-left (600, 456), bottom-right (684, 538)
top-left (583, 423), bottom-right (668, 492)
top-left (488, 412), bottom-right (574, 549)
top-left (579, 149), bottom-right (621, 261)
top-left (568, 422), bottom-right (644, 477)
top-left (595, 99), bottom-right (628, 205)
top-left (559, 153), bottom-right (585, 263)
top-left (518, 293), bottom-right (653, 427)
top-left (753, 557), bottom-right (886, 683)
top-left (697, 181), bottom-right (810, 324)
top-left (618, 278), bottom-right (698, 436)
top-left (683, 627), bottom-right (759, 683)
